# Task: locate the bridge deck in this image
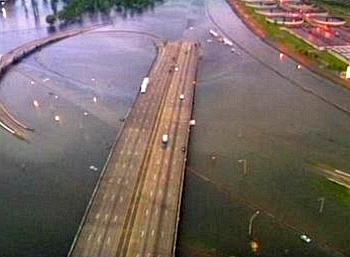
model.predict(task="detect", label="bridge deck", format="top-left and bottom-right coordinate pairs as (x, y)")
top-left (69, 40), bottom-right (198, 257)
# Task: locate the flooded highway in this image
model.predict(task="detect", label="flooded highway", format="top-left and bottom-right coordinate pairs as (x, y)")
top-left (1, 0), bottom-right (350, 256)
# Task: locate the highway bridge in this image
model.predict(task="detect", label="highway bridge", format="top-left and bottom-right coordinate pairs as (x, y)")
top-left (68, 40), bottom-right (199, 257)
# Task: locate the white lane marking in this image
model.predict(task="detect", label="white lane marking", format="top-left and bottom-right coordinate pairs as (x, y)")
top-left (127, 150), bottom-right (132, 155)
top-left (88, 234), bottom-right (92, 241)
top-left (159, 189), bottom-right (163, 195)
top-left (153, 174), bottom-right (157, 180)
top-left (117, 178), bottom-right (122, 184)
top-left (107, 236), bottom-right (111, 245)
top-left (150, 190), bottom-right (153, 197)
top-left (156, 160), bottom-right (160, 165)
top-left (97, 234), bottom-right (101, 242)
top-left (108, 178), bottom-right (113, 183)
top-left (110, 194), bottom-right (116, 201)
top-left (151, 229), bottom-right (155, 237)
top-left (122, 163), bottom-right (126, 168)
top-left (119, 196), bottom-right (124, 203)
top-left (120, 150), bottom-right (124, 155)
top-left (165, 210), bottom-right (168, 216)
top-left (136, 254), bottom-right (140, 257)
top-left (113, 215), bottom-right (118, 223)
top-left (147, 253), bottom-right (151, 257)
top-left (155, 208), bottom-right (159, 215)
top-left (135, 152), bottom-right (138, 156)
top-left (141, 230), bottom-right (145, 237)
top-left (104, 214), bottom-right (109, 221)
top-left (142, 128), bottom-right (145, 132)
top-left (145, 209), bottom-right (149, 216)
top-left (95, 213), bottom-right (100, 220)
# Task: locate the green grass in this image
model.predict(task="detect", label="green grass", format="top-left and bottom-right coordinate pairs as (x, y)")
top-left (316, 177), bottom-right (350, 208)
top-left (239, 3), bottom-right (348, 72)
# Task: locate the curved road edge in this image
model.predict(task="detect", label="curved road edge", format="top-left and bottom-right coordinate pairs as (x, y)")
top-left (0, 24), bottom-right (103, 139)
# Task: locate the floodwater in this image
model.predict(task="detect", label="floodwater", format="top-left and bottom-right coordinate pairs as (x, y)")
top-left (1, 0), bottom-right (350, 256)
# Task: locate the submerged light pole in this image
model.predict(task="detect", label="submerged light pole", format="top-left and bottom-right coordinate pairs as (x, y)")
top-left (238, 159), bottom-right (247, 175)
top-left (248, 210), bottom-right (260, 238)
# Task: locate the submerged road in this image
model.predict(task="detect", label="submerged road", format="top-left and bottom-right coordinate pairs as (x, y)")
top-left (68, 40), bottom-right (199, 257)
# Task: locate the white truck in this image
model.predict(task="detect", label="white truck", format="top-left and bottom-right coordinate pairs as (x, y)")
top-left (140, 77), bottom-right (149, 93)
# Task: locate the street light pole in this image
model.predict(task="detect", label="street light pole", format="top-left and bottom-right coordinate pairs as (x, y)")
top-left (318, 197), bottom-right (325, 213)
top-left (238, 159), bottom-right (247, 175)
top-left (248, 210), bottom-right (260, 238)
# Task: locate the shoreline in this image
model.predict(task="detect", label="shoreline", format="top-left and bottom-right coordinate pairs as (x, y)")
top-left (225, 0), bottom-right (350, 91)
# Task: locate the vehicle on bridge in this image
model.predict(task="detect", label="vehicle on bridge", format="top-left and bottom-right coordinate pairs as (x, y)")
top-left (140, 77), bottom-right (149, 93)
top-left (162, 134), bottom-right (168, 145)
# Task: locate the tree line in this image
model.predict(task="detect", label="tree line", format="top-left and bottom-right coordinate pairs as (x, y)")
top-left (46, 0), bottom-right (161, 25)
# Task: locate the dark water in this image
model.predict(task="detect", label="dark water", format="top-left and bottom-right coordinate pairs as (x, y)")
top-left (1, 0), bottom-right (350, 256)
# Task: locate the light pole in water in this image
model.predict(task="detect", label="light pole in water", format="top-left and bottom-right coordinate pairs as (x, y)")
top-left (238, 159), bottom-right (247, 175)
top-left (249, 210), bottom-right (260, 238)
top-left (318, 197), bottom-right (325, 213)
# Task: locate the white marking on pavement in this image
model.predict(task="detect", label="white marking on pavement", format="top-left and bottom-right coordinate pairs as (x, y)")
top-left (155, 208), bottom-right (159, 215)
top-left (119, 196), bottom-right (124, 202)
top-left (88, 234), bottom-right (92, 241)
top-left (104, 214), bottom-right (109, 221)
top-left (97, 234), bottom-right (101, 242)
top-left (110, 194), bottom-right (116, 201)
top-left (145, 209), bottom-right (149, 216)
top-left (159, 189), bottom-right (163, 195)
top-left (153, 174), bottom-right (157, 180)
top-left (128, 150), bottom-right (132, 155)
top-left (150, 190), bottom-right (153, 197)
top-left (117, 178), bottom-right (122, 184)
top-left (151, 229), bottom-right (155, 237)
top-left (95, 213), bottom-right (100, 220)
top-left (107, 236), bottom-right (111, 244)
top-left (122, 163), bottom-right (126, 168)
top-left (109, 178), bottom-right (113, 183)
top-left (141, 230), bottom-right (145, 237)
top-left (165, 210), bottom-right (168, 216)
top-left (113, 215), bottom-right (118, 222)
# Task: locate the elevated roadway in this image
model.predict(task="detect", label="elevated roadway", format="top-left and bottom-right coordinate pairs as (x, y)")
top-left (68, 40), bottom-right (199, 257)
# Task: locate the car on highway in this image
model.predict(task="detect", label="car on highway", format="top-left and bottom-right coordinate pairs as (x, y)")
top-left (162, 134), bottom-right (168, 145)
top-left (300, 234), bottom-right (312, 243)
